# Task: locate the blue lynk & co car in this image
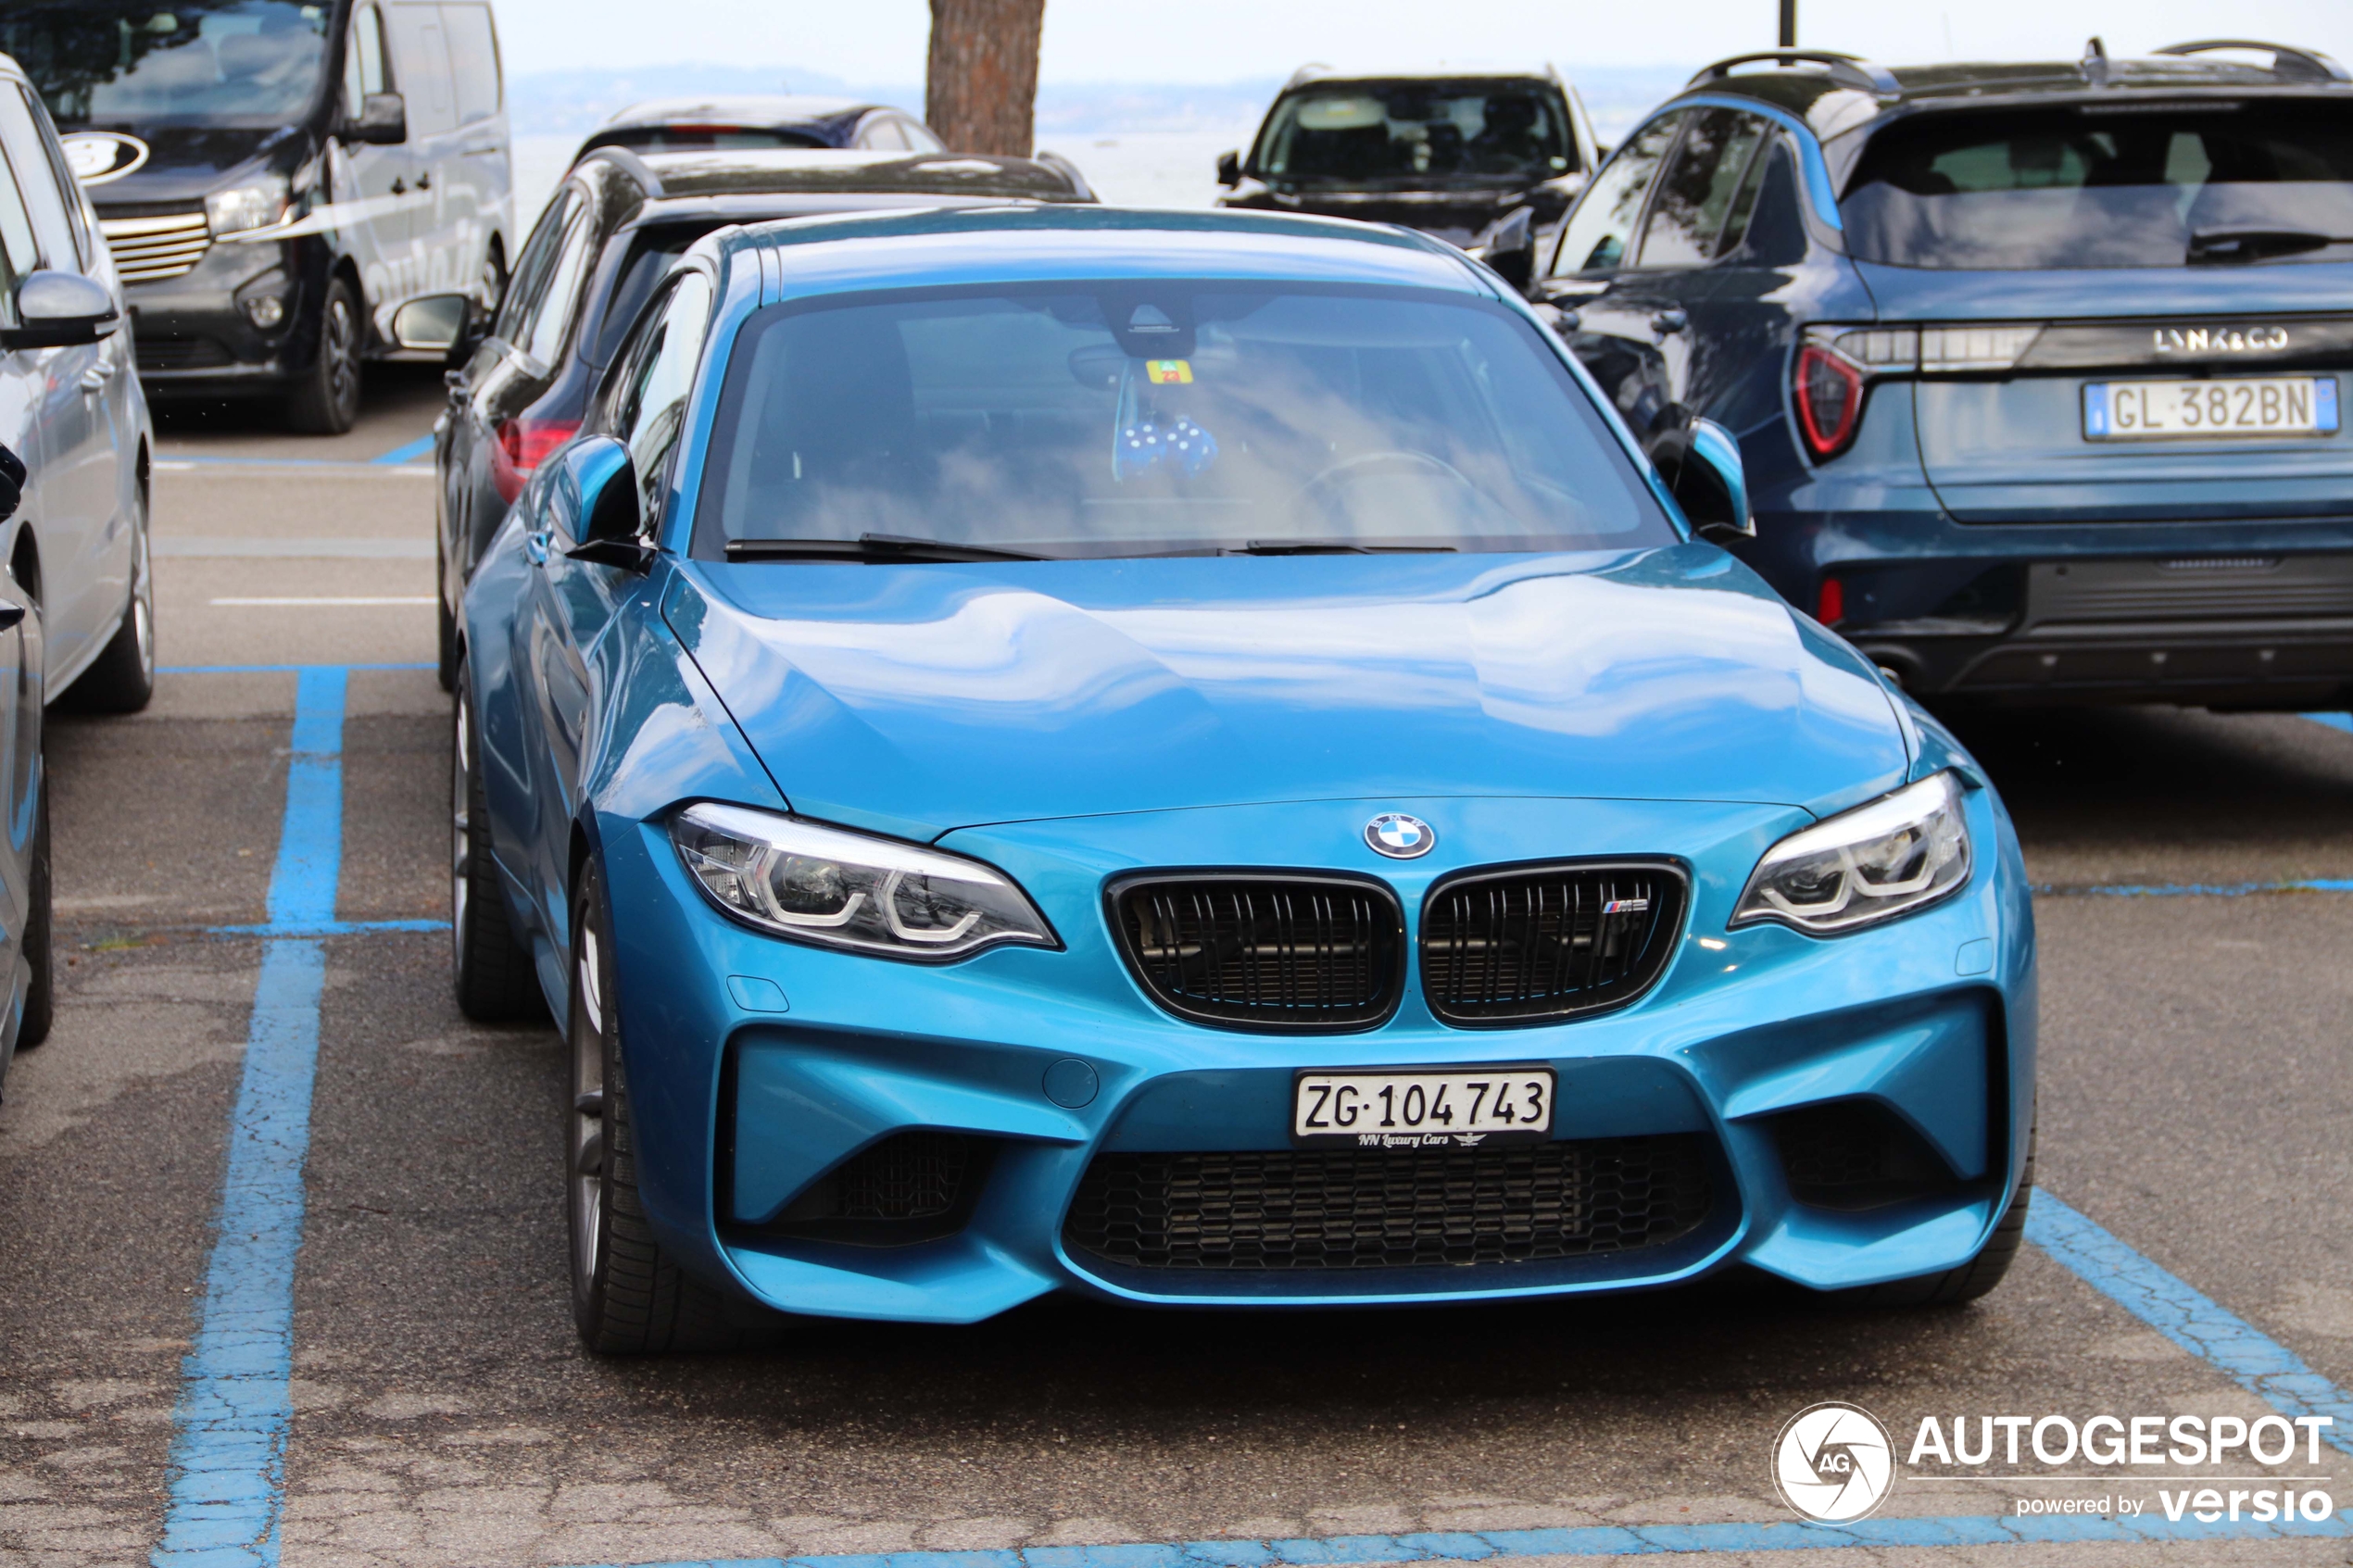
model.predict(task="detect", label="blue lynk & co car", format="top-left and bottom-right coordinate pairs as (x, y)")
top-left (448, 206), bottom-right (2037, 1352)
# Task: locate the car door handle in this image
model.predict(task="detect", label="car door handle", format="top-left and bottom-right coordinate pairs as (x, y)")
top-left (1652, 308), bottom-right (1690, 336)
top-left (416, 171), bottom-right (432, 191)
top-left (80, 358), bottom-right (115, 393)
top-left (524, 529), bottom-right (550, 565)
top-left (390, 176), bottom-right (407, 194)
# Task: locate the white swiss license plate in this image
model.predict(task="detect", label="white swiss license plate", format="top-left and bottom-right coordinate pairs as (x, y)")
top-left (2083, 377), bottom-right (2338, 441)
top-left (1292, 1068), bottom-right (1554, 1148)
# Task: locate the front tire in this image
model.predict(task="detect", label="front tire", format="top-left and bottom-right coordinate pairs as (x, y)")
top-left (64, 490), bottom-right (154, 713)
top-left (450, 661), bottom-right (541, 1021)
top-left (568, 858), bottom-right (778, 1354)
top-left (435, 533), bottom-right (459, 693)
top-left (1855, 1116), bottom-right (2035, 1309)
top-left (286, 275), bottom-right (364, 435)
top-left (16, 769), bottom-right (51, 1050)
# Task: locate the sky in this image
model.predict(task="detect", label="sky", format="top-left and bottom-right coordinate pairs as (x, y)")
top-left (495, 0), bottom-right (2353, 86)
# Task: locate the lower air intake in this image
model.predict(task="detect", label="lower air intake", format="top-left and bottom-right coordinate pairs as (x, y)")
top-left (1064, 1136), bottom-right (1712, 1271)
top-left (762, 1131), bottom-right (986, 1245)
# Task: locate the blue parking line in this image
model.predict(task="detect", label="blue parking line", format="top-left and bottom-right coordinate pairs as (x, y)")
top-left (371, 434), bottom-right (435, 466)
top-left (158, 662), bottom-right (436, 675)
top-left (2304, 712), bottom-right (2353, 735)
top-left (2029, 1191), bottom-right (2353, 1457)
top-left (2037, 877), bottom-right (2353, 897)
top-left (566, 1507), bottom-right (2353, 1568)
top-left (153, 667), bottom-right (349, 1568)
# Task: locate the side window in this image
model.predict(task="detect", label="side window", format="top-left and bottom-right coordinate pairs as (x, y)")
top-left (1546, 111), bottom-right (1680, 276)
top-left (902, 119), bottom-right (945, 154)
top-left (605, 272), bottom-right (715, 527)
top-left (441, 5), bottom-right (501, 124)
top-left (521, 207), bottom-right (598, 367)
top-left (344, 6), bottom-right (388, 113)
top-left (17, 89), bottom-right (94, 270)
top-left (0, 148), bottom-right (37, 307)
top-left (383, 5), bottom-right (457, 137)
top-left (493, 187), bottom-right (577, 346)
top-left (861, 117), bottom-right (909, 151)
top-left (1716, 131), bottom-right (1778, 257)
top-left (1637, 108), bottom-right (1769, 268)
top-left (0, 89), bottom-right (74, 270)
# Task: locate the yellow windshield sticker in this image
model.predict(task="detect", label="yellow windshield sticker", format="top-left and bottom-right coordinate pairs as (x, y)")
top-left (1146, 359), bottom-right (1194, 384)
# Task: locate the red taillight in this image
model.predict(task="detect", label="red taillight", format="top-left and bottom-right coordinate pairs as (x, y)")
top-left (1817, 576), bottom-right (1845, 626)
top-left (490, 417), bottom-right (581, 504)
top-left (1793, 344), bottom-right (1867, 459)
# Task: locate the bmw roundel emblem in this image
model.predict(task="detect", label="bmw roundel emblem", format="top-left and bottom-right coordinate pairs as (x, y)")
top-left (1364, 812), bottom-right (1435, 859)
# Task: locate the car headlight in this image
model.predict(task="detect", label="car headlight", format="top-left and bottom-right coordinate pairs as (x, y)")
top-left (671, 802), bottom-right (1057, 961)
top-left (1731, 771), bottom-right (1971, 935)
top-left (206, 176), bottom-right (290, 236)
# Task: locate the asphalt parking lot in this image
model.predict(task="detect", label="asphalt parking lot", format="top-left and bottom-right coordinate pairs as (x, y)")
top-left (0, 370), bottom-right (2348, 1568)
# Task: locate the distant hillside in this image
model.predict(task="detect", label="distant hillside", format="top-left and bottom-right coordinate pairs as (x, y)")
top-left (507, 64), bottom-right (1693, 143)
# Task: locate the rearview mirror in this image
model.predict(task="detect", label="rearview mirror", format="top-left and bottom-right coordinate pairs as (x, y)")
top-left (343, 91), bottom-right (407, 145)
top-left (1215, 149), bottom-right (1241, 187)
top-left (1651, 417), bottom-right (1753, 544)
top-left (2, 270), bottom-right (118, 350)
top-left (555, 435), bottom-right (653, 571)
top-left (389, 292), bottom-right (470, 352)
top-left (1477, 206), bottom-right (1536, 293)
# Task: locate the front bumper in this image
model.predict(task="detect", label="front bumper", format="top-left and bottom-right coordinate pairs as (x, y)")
top-left (116, 230), bottom-right (325, 394)
top-left (596, 790), bottom-right (2035, 1323)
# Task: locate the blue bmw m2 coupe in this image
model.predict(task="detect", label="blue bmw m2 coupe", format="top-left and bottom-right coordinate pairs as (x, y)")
top-left (448, 207), bottom-right (2035, 1351)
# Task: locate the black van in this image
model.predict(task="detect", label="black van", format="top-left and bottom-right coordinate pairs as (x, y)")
top-left (2, 0), bottom-right (515, 433)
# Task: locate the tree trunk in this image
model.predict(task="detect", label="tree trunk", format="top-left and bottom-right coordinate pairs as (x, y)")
top-left (925, 0), bottom-right (1046, 157)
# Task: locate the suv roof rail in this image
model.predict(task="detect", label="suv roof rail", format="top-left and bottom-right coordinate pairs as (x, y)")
top-left (1285, 63), bottom-right (1334, 91)
top-left (2152, 40), bottom-right (2351, 83)
top-left (1687, 49), bottom-right (1899, 97)
top-left (573, 143), bottom-right (665, 198)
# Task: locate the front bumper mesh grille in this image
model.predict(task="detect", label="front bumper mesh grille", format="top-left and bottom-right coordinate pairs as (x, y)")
top-left (1110, 874), bottom-right (1403, 1032)
top-left (1420, 862), bottom-right (1685, 1025)
top-left (1065, 1135), bottom-right (1713, 1271)
top-left (101, 212), bottom-right (212, 284)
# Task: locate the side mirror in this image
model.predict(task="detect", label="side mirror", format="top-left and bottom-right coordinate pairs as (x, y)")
top-left (1477, 205), bottom-right (1536, 293)
top-left (389, 292), bottom-right (471, 352)
top-left (1, 270), bottom-right (118, 350)
top-left (343, 91), bottom-right (407, 145)
top-left (1652, 417), bottom-right (1753, 544)
top-left (554, 434), bottom-right (653, 571)
top-left (1215, 149), bottom-right (1241, 187)
top-left (0, 442), bottom-right (23, 524)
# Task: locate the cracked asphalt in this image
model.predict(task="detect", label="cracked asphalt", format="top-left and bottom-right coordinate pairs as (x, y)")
top-left (0, 370), bottom-right (2347, 1567)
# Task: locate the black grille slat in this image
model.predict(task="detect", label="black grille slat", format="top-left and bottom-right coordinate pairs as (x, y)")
top-left (1114, 875), bottom-right (1403, 1031)
top-left (1065, 1136), bottom-right (1713, 1271)
top-left (1421, 862), bottom-right (1685, 1026)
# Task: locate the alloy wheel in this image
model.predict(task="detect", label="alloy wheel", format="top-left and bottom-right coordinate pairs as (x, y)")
top-left (449, 690), bottom-right (471, 969)
top-left (570, 924), bottom-right (607, 1291)
top-left (322, 295), bottom-right (359, 420)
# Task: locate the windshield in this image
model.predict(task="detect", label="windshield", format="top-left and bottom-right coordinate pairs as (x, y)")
top-left (691, 284), bottom-right (1673, 562)
top-left (1842, 102), bottom-right (2353, 270)
top-left (0, 0), bottom-right (330, 128)
top-left (1254, 83), bottom-right (1572, 185)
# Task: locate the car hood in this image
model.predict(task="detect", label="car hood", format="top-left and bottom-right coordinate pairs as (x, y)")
top-left (77, 124), bottom-right (295, 208)
top-left (662, 546), bottom-right (1909, 842)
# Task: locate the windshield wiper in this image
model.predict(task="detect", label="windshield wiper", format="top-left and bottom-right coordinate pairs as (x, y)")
top-left (2187, 226), bottom-right (2353, 264)
top-left (725, 533), bottom-right (1048, 564)
top-left (1230, 540), bottom-right (1460, 555)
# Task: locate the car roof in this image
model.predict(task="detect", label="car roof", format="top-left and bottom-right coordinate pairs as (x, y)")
top-left (703, 206), bottom-right (1489, 299)
top-left (1280, 66), bottom-right (1562, 92)
top-left (1681, 44), bottom-right (2353, 145)
top-left (593, 94), bottom-right (886, 132)
top-left (628, 149), bottom-right (1089, 204)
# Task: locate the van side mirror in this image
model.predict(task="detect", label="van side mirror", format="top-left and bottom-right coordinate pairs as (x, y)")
top-left (1215, 149), bottom-right (1241, 187)
top-left (1, 270), bottom-right (118, 350)
top-left (1477, 206), bottom-right (1536, 293)
top-left (0, 443), bottom-right (24, 524)
top-left (1651, 417), bottom-right (1753, 544)
top-left (389, 292), bottom-right (470, 352)
top-left (555, 435), bottom-right (653, 571)
top-left (344, 91), bottom-right (407, 145)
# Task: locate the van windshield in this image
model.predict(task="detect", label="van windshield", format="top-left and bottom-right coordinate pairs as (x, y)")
top-left (1255, 82), bottom-right (1573, 186)
top-left (692, 284), bottom-right (1673, 561)
top-left (0, 0), bottom-right (331, 128)
top-left (1842, 102), bottom-right (2353, 270)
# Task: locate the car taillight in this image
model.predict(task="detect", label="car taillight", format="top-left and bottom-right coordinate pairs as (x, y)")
top-left (1794, 344), bottom-right (1867, 459)
top-left (491, 417), bottom-right (581, 504)
top-left (1816, 576), bottom-right (1844, 626)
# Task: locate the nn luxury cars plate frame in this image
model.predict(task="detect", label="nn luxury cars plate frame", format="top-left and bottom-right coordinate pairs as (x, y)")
top-left (1292, 1067), bottom-right (1555, 1148)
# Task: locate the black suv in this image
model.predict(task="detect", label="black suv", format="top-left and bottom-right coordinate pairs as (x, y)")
top-left (1216, 66), bottom-right (1599, 247)
top-left (1490, 42), bottom-right (2353, 709)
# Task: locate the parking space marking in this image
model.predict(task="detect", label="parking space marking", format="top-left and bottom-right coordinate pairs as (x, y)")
top-left (153, 457), bottom-right (434, 476)
top-left (552, 1507), bottom-right (2353, 1568)
top-left (372, 434), bottom-right (437, 466)
top-left (208, 596), bottom-right (436, 607)
top-left (2036, 877), bottom-right (2353, 897)
top-left (2028, 1191), bottom-right (2353, 1456)
top-left (153, 667), bottom-right (351, 1568)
